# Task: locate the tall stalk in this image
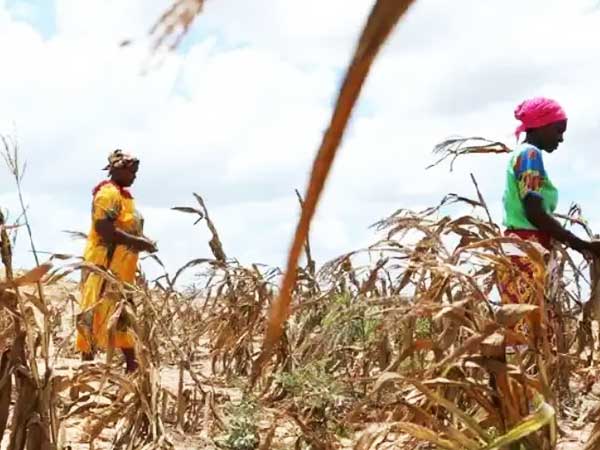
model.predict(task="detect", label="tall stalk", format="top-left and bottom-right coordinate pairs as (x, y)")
top-left (1, 134), bottom-right (58, 446)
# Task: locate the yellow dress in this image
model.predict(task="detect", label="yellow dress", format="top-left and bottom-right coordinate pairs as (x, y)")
top-left (76, 181), bottom-right (143, 353)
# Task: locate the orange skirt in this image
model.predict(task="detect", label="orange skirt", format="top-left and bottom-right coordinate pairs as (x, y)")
top-left (76, 271), bottom-right (135, 353)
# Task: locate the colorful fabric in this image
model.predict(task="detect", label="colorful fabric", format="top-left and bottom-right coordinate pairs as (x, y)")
top-left (103, 149), bottom-right (139, 171)
top-left (498, 230), bottom-right (556, 347)
top-left (497, 253), bottom-right (544, 344)
top-left (514, 97), bottom-right (567, 140)
top-left (503, 144), bottom-right (558, 230)
top-left (76, 181), bottom-right (144, 353)
top-left (503, 229), bottom-right (552, 251)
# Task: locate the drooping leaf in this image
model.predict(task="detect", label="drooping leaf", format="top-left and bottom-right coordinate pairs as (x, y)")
top-left (482, 395), bottom-right (555, 450)
top-left (495, 304), bottom-right (539, 329)
top-left (12, 263), bottom-right (52, 287)
top-left (171, 206), bottom-right (204, 217)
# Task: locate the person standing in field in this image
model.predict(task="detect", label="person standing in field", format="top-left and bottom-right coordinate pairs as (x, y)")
top-left (76, 150), bottom-right (157, 373)
top-left (499, 97), bottom-right (600, 346)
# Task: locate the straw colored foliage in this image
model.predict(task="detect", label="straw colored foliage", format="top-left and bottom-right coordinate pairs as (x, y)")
top-left (0, 1), bottom-right (599, 449)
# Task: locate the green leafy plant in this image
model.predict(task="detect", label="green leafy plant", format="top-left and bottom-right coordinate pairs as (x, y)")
top-left (216, 399), bottom-right (260, 450)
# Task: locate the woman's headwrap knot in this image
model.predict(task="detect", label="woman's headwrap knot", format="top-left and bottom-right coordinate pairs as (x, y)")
top-left (514, 97), bottom-right (567, 140)
top-left (103, 149), bottom-right (139, 171)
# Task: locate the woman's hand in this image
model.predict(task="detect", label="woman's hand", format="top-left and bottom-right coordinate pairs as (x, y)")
top-left (524, 196), bottom-right (598, 256)
top-left (95, 219), bottom-right (158, 253)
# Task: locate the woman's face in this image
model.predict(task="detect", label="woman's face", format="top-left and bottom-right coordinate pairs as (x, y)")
top-left (535, 120), bottom-right (567, 153)
top-left (111, 163), bottom-right (138, 187)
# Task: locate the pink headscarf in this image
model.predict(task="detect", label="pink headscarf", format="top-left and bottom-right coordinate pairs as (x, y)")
top-left (514, 97), bottom-right (567, 140)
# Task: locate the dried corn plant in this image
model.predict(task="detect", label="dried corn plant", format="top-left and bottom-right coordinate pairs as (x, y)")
top-left (0, 134), bottom-right (69, 450)
top-left (0, 1), bottom-right (597, 448)
top-left (153, 186), bottom-right (594, 449)
top-left (428, 137), bottom-right (512, 171)
top-left (1, 160), bottom-right (598, 449)
top-left (243, 190), bottom-right (595, 449)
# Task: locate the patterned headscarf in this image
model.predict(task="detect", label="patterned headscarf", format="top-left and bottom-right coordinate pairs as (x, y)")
top-left (103, 149), bottom-right (139, 171)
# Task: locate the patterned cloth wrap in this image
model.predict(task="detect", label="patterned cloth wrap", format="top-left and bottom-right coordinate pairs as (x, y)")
top-left (76, 171), bottom-right (143, 353)
top-left (103, 149), bottom-right (139, 171)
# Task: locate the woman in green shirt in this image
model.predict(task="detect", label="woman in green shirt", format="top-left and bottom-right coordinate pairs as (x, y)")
top-left (499, 97), bottom-right (600, 343)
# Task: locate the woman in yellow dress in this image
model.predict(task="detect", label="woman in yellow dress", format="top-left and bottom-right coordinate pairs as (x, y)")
top-left (76, 150), bottom-right (157, 372)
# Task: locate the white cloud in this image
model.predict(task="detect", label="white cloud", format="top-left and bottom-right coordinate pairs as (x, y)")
top-left (54, 0), bottom-right (170, 42)
top-left (0, 0), bottom-right (600, 284)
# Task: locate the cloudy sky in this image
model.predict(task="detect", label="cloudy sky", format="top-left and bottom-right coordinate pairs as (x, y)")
top-left (0, 0), bottom-right (599, 282)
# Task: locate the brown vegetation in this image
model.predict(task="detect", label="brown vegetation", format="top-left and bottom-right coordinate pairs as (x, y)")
top-left (1, 135), bottom-right (600, 448)
top-left (0, 1), bottom-right (599, 449)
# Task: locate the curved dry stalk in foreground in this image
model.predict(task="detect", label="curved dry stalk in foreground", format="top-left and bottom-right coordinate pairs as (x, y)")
top-left (253, 0), bottom-right (418, 381)
top-left (148, 0), bottom-right (417, 377)
top-left (149, 0), bottom-right (205, 50)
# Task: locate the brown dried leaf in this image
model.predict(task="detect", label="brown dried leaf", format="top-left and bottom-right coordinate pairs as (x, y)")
top-left (9, 371), bottom-right (38, 450)
top-left (258, 421), bottom-right (278, 450)
top-left (150, 0), bottom-right (205, 50)
top-left (26, 412), bottom-right (52, 450)
top-left (432, 299), bottom-right (471, 323)
top-left (584, 420), bottom-right (600, 450)
top-left (354, 423), bottom-right (392, 450)
top-left (12, 263), bottom-right (52, 287)
top-left (372, 372), bottom-right (402, 396)
top-left (171, 206), bottom-right (204, 218)
top-left (434, 322), bottom-right (499, 370)
top-left (0, 351), bottom-right (12, 443)
top-left (392, 421), bottom-right (465, 450)
top-left (480, 332), bottom-right (505, 358)
top-left (495, 304), bottom-right (538, 329)
top-left (24, 293), bottom-right (49, 316)
top-left (411, 379), bottom-right (491, 442)
top-left (254, 0), bottom-right (417, 383)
